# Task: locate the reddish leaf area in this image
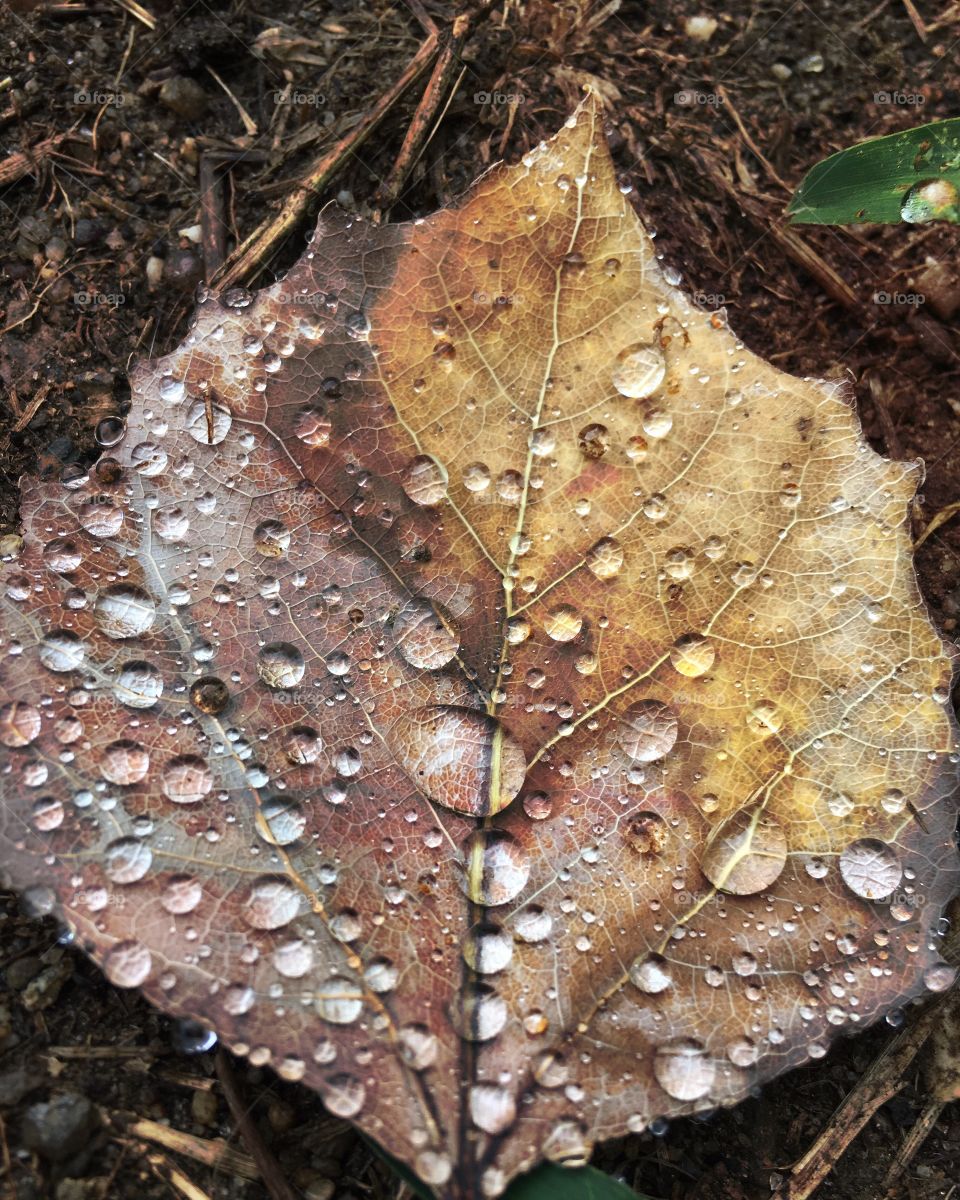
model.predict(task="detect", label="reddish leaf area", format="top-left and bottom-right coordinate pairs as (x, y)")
top-left (1, 97), bottom-right (958, 1198)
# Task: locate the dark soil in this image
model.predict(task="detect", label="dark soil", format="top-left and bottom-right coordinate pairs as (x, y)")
top-left (1, 1), bottom-right (958, 1198)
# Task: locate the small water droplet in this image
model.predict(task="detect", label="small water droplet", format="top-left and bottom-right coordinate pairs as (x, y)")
top-left (612, 343), bottom-right (666, 398)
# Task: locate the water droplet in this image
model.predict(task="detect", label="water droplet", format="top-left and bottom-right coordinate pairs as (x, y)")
top-left (258, 797), bottom-right (307, 846)
top-left (162, 755), bottom-right (213, 804)
top-left (322, 1073), bottom-right (365, 1118)
top-left (727, 1037), bottom-right (759, 1067)
top-left (669, 633), bottom-right (715, 677)
top-left (364, 957), bottom-right (399, 993)
top-left (463, 923), bottom-right (513, 974)
top-left (189, 675), bottom-right (229, 714)
top-left (654, 1038), bottom-right (715, 1101)
top-left (253, 519), bottom-right (290, 557)
top-left (612, 343), bottom-right (666, 398)
top-left (625, 812), bottom-right (668, 854)
top-left (273, 939), bottom-right (314, 978)
top-left (399, 1024), bottom-right (438, 1069)
top-left (39, 630), bottom-right (85, 672)
top-left (314, 975), bottom-right (363, 1024)
top-left (923, 961), bottom-right (957, 993)
top-left (43, 537), bottom-right (82, 574)
top-left (578, 423), bottom-right (610, 459)
top-left (901, 178), bottom-right (959, 224)
top-left (243, 876), bottom-right (302, 930)
top-left (514, 906), bottom-right (552, 943)
top-left (223, 983), bottom-right (255, 1015)
top-left (745, 700), bottom-right (782, 737)
top-left (396, 706), bottom-right (525, 816)
top-left (585, 537), bottom-right (623, 580)
top-left (456, 984), bottom-right (507, 1041)
top-left (630, 952), bottom-right (672, 993)
top-left (415, 1151), bottom-right (452, 1187)
top-left (463, 462), bottom-right (491, 492)
top-left (105, 837), bottom-right (152, 884)
top-left (185, 399), bottom-right (232, 445)
top-left (700, 810), bottom-right (787, 895)
top-left (459, 830), bottom-right (530, 906)
top-left (618, 700), bottom-right (678, 762)
top-left (94, 585), bottom-right (156, 639)
top-left (402, 456), bottom-right (447, 506)
top-left (544, 605), bottom-right (582, 642)
top-left (295, 407), bottom-right (332, 447)
top-left (643, 407), bottom-right (673, 439)
top-left (0, 701), bottom-right (42, 747)
top-left (470, 1083), bottom-right (516, 1134)
top-left (393, 599), bottom-right (460, 669)
top-left (79, 497), bottom-right (124, 537)
top-left (104, 940), bottom-right (152, 988)
top-left (880, 787), bottom-right (905, 815)
top-left (101, 740), bottom-right (150, 785)
top-left (162, 875), bottom-right (202, 915)
top-left (257, 642), bottom-right (305, 689)
top-left (839, 838), bottom-right (902, 900)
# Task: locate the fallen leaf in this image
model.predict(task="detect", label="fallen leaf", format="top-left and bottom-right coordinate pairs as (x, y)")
top-left (1, 95), bottom-right (958, 1197)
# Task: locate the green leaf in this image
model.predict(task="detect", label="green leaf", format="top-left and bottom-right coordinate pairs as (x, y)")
top-left (364, 1138), bottom-right (652, 1200)
top-left (786, 117), bottom-right (960, 225)
top-left (503, 1163), bottom-right (650, 1200)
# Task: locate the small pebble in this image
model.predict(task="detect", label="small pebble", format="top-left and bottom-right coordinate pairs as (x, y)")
top-left (684, 15), bottom-right (718, 41)
top-left (22, 1093), bottom-right (100, 1162)
top-left (146, 254), bottom-right (165, 289)
top-left (159, 76), bottom-right (209, 120)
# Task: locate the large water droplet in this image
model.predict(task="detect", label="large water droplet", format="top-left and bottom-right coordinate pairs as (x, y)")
top-left (669, 633), bottom-right (715, 677)
top-left (463, 923), bottom-right (513, 974)
top-left (39, 630), bottom-right (85, 672)
top-left (393, 599), bottom-right (460, 670)
top-left (544, 605), bottom-right (583, 642)
top-left (654, 1038), bottom-right (715, 1101)
top-left (185, 399), bottom-right (232, 444)
top-left (162, 755), bottom-right (213, 804)
top-left (455, 984), bottom-right (507, 1041)
top-left (700, 809), bottom-right (787, 895)
top-left (258, 797), bottom-right (307, 846)
top-left (900, 178), bottom-right (959, 224)
top-left (105, 837), bottom-right (153, 884)
top-left (630, 952), bottom-right (672, 993)
top-left (469, 1083), bottom-right (516, 1134)
top-left (839, 838), bottom-right (902, 900)
top-left (257, 642), bottom-right (305, 689)
top-left (395, 706), bottom-right (525, 816)
top-left (94, 585), bottom-right (156, 639)
top-left (104, 940), bottom-right (152, 988)
top-left (315, 975), bottom-right (363, 1024)
top-left (0, 701), bottom-right (41, 747)
top-left (322, 1074), bottom-right (366, 1118)
top-left (586, 536), bottom-right (623, 580)
top-left (243, 876), bottom-right (302, 930)
top-left (612, 343), bottom-right (666, 398)
top-left (402, 456), bottom-right (447, 506)
top-left (101, 740), bottom-right (150, 786)
top-left (618, 699), bottom-right (678, 762)
top-left (459, 830), bottom-right (530, 906)
top-left (115, 661), bottom-right (163, 708)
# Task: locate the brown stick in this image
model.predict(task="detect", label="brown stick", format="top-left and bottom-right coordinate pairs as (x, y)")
top-left (214, 1049), bottom-right (298, 1200)
top-left (212, 8), bottom-right (441, 290)
top-left (376, 5), bottom-right (490, 209)
top-left (200, 154), bottom-right (227, 281)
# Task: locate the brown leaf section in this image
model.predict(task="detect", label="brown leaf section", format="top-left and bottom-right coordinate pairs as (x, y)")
top-left (1, 96), bottom-right (958, 1198)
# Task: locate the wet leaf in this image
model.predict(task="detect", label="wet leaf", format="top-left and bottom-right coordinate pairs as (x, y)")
top-left (787, 117), bottom-right (960, 225)
top-left (1, 95), bottom-right (958, 1198)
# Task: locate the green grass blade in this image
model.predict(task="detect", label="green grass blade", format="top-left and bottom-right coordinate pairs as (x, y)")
top-left (786, 117), bottom-right (960, 225)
